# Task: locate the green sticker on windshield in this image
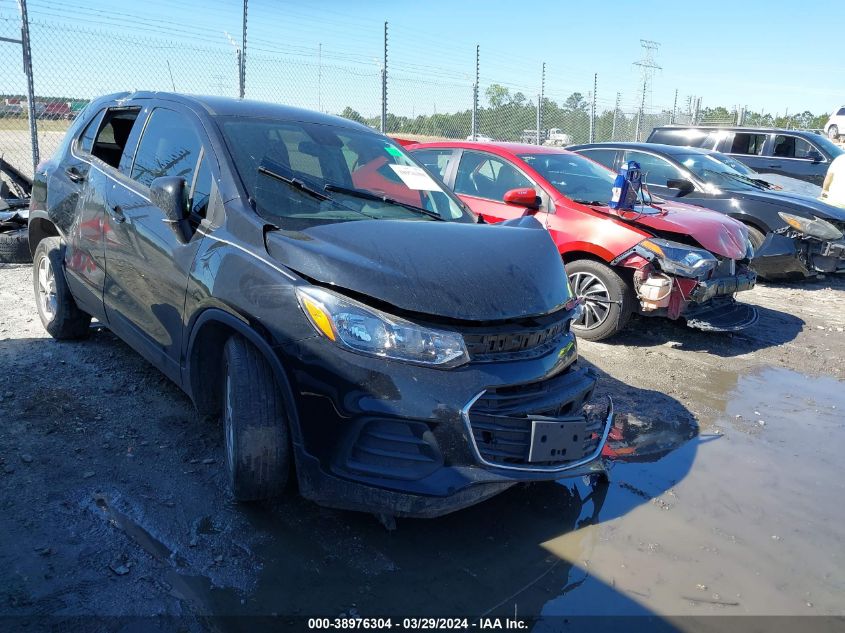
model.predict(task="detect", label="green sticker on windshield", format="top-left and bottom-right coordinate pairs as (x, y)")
top-left (385, 144), bottom-right (403, 157)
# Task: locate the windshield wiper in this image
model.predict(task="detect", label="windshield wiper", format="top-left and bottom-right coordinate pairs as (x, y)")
top-left (706, 169), bottom-right (766, 190)
top-left (324, 183), bottom-right (444, 221)
top-left (572, 199), bottom-right (607, 206)
top-left (258, 166), bottom-right (332, 201)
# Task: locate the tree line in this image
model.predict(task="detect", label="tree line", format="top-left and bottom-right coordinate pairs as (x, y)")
top-left (340, 84), bottom-right (832, 143)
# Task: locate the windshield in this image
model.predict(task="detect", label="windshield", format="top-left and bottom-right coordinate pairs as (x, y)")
top-left (518, 152), bottom-right (651, 205)
top-left (675, 153), bottom-right (765, 191)
top-left (709, 152), bottom-right (756, 176)
top-left (216, 117), bottom-right (473, 228)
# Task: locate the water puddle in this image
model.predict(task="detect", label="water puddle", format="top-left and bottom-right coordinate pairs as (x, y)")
top-left (538, 366), bottom-right (845, 618)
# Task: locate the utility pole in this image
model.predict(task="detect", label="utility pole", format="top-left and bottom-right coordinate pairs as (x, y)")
top-left (693, 97), bottom-right (701, 125)
top-left (17, 0), bottom-right (38, 173)
top-left (589, 73), bottom-right (597, 143)
top-left (381, 21), bottom-right (388, 133)
top-left (317, 42), bottom-right (323, 112)
top-left (536, 62), bottom-right (545, 145)
top-left (611, 92), bottom-right (620, 141)
top-left (471, 44), bottom-right (479, 141)
top-left (240, 0), bottom-right (248, 98)
top-left (671, 88), bottom-right (678, 124)
top-left (633, 39), bottom-right (661, 142)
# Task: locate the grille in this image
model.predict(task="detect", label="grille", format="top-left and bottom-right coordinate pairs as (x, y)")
top-left (460, 310), bottom-right (572, 362)
top-left (466, 367), bottom-right (602, 468)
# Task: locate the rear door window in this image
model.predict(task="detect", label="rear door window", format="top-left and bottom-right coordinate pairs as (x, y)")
top-left (91, 107), bottom-right (141, 169)
top-left (622, 150), bottom-right (684, 187)
top-left (411, 149), bottom-right (455, 181)
top-left (130, 108), bottom-right (203, 187)
top-left (577, 148), bottom-right (617, 170)
top-left (730, 133), bottom-right (767, 156)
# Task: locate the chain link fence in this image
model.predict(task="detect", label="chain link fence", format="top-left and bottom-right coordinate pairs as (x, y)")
top-left (0, 9), bottom-right (737, 180)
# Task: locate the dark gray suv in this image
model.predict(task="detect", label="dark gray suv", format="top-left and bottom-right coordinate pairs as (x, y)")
top-left (27, 92), bottom-right (612, 518)
top-left (648, 125), bottom-right (843, 186)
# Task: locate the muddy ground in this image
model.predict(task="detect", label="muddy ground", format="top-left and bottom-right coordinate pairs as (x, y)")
top-left (1, 262), bottom-right (844, 632)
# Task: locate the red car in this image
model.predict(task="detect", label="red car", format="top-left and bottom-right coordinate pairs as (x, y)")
top-left (405, 141), bottom-right (758, 341)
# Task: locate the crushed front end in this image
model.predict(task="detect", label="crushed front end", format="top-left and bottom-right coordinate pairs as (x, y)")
top-left (613, 237), bottom-right (759, 332)
top-left (752, 215), bottom-right (845, 279)
top-left (282, 298), bottom-right (614, 518)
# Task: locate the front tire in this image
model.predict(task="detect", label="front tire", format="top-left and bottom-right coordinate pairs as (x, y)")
top-left (32, 237), bottom-right (91, 339)
top-left (745, 224), bottom-right (766, 252)
top-left (222, 335), bottom-right (291, 501)
top-left (567, 259), bottom-right (634, 342)
top-left (828, 125), bottom-right (839, 140)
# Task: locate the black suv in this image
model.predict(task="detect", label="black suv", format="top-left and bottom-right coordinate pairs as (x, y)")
top-left (28, 92), bottom-right (612, 518)
top-left (648, 125), bottom-right (843, 186)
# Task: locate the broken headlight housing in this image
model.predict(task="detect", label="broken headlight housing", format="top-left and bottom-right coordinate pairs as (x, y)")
top-left (778, 212), bottom-right (843, 241)
top-left (296, 285), bottom-right (469, 368)
top-left (638, 238), bottom-right (718, 279)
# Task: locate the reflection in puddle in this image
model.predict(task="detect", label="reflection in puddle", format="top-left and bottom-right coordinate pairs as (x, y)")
top-left (538, 367), bottom-right (845, 619)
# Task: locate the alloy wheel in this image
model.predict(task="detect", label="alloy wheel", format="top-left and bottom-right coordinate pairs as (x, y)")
top-left (37, 254), bottom-right (57, 319)
top-left (569, 271), bottom-right (612, 329)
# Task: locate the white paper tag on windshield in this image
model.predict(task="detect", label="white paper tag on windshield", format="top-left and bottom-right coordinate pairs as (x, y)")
top-left (388, 164), bottom-right (440, 191)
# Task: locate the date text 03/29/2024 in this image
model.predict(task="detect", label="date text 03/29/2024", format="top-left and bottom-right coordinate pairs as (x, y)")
top-left (307, 617), bottom-right (529, 630)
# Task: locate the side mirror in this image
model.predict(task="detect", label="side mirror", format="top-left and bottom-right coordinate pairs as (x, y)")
top-left (807, 151), bottom-right (823, 163)
top-left (666, 178), bottom-right (695, 194)
top-left (150, 176), bottom-right (191, 244)
top-left (503, 187), bottom-right (540, 209)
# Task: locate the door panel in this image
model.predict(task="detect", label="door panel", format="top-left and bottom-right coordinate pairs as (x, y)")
top-left (763, 134), bottom-right (827, 185)
top-left (103, 106), bottom-right (209, 380)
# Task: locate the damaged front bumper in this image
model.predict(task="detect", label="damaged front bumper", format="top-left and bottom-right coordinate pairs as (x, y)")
top-left (633, 265), bottom-right (759, 332)
top-left (282, 331), bottom-right (613, 518)
top-left (752, 233), bottom-right (845, 279)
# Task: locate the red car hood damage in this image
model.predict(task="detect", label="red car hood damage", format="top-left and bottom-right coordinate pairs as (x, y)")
top-left (592, 199), bottom-right (749, 260)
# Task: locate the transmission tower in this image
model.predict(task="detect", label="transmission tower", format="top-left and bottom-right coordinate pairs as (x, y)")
top-left (633, 39), bottom-right (661, 140)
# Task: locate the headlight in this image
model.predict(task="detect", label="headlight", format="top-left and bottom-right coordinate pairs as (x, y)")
top-left (638, 238), bottom-right (718, 278)
top-left (778, 212), bottom-right (843, 241)
top-left (296, 286), bottom-right (469, 368)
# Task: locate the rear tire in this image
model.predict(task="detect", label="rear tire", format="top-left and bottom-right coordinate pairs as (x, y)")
top-left (222, 334), bottom-right (291, 501)
top-left (745, 225), bottom-right (766, 252)
top-left (32, 237), bottom-right (91, 339)
top-left (828, 125), bottom-right (839, 140)
top-left (0, 228), bottom-right (30, 263)
top-left (567, 259), bottom-right (635, 342)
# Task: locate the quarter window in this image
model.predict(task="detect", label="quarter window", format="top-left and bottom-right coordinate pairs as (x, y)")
top-left (131, 108), bottom-right (203, 187)
top-left (77, 109), bottom-right (105, 154)
top-left (189, 156), bottom-right (212, 219)
top-left (772, 135), bottom-right (820, 160)
top-left (454, 151), bottom-right (532, 200)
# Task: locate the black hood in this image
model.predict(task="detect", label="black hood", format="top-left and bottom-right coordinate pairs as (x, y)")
top-left (265, 218), bottom-right (571, 321)
top-left (732, 187), bottom-right (845, 222)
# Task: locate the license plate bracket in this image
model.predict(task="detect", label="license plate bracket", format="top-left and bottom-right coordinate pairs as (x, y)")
top-left (528, 416), bottom-right (587, 463)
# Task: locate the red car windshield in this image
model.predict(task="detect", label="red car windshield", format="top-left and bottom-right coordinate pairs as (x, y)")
top-left (518, 152), bottom-right (618, 205)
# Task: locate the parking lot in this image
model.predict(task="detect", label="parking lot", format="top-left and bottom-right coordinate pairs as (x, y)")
top-left (2, 260), bottom-right (843, 625)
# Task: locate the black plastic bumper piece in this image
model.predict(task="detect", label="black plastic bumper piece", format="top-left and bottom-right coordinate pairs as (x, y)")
top-left (685, 298), bottom-right (759, 332)
top-left (751, 233), bottom-right (810, 279)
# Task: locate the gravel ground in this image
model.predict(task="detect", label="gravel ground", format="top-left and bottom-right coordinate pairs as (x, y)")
top-left (1, 262), bottom-right (844, 629)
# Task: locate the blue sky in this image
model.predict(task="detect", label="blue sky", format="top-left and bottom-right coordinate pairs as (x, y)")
top-left (1, 0), bottom-right (842, 117)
